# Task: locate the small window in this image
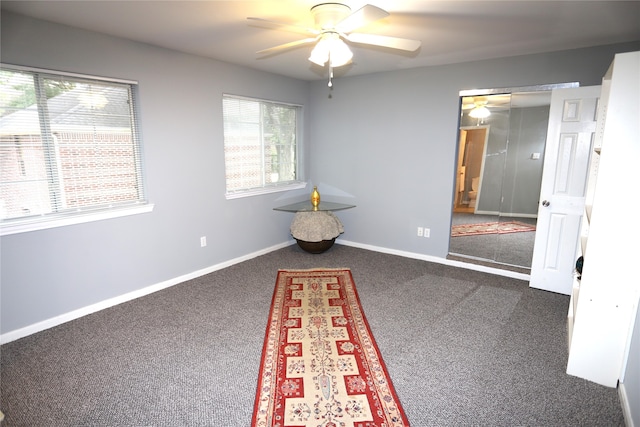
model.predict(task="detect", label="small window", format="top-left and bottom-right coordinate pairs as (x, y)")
top-left (0, 65), bottom-right (150, 235)
top-left (222, 94), bottom-right (303, 198)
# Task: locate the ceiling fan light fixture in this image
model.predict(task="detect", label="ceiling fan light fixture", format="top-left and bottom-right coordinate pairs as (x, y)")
top-left (469, 105), bottom-right (491, 119)
top-left (308, 32), bottom-right (353, 67)
top-left (309, 38), bottom-right (330, 65)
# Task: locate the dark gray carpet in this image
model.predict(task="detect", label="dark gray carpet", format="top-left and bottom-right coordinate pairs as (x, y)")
top-left (0, 244), bottom-right (623, 426)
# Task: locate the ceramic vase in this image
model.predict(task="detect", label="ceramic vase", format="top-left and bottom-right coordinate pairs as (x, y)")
top-left (311, 186), bottom-right (320, 208)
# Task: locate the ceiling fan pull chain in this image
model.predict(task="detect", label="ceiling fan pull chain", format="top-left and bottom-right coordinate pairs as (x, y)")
top-left (328, 65), bottom-right (333, 88)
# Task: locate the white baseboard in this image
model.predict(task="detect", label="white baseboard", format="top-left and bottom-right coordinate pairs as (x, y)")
top-left (619, 382), bottom-right (636, 427)
top-left (0, 241), bottom-right (294, 344)
top-left (337, 240), bottom-right (531, 281)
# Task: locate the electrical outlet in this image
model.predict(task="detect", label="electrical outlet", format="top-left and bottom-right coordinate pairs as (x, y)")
top-left (417, 227), bottom-right (423, 237)
top-left (424, 228), bottom-right (430, 238)
top-left (200, 236), bottom-right (207, 247)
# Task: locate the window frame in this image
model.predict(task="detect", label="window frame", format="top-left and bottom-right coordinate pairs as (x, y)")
top-left (222, 94), bottom-right (306, 199)
top-left (0, 64), bottom-right (153, 236)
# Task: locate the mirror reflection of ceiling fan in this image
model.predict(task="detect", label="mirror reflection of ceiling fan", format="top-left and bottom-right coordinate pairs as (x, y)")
top-left (462, 95), bottom-right (512, 119)
top-left (248, 3), bottom-right (422, 86)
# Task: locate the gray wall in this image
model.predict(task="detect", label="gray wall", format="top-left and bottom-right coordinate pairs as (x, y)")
top-left (1, 10), bottom-right (638, 337)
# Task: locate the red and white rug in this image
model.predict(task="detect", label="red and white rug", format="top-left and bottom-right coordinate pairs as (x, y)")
top-left (252, 268), bottom-right (409, 427)
top-left (451, 221), bottom-right (536, 237)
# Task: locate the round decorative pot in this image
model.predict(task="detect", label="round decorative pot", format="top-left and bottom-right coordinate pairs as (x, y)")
top-left (295, 238), bottom-right (336, 254)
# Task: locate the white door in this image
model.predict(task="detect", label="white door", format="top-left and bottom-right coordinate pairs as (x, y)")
top-left (529, 86), bottom-right (601, 294)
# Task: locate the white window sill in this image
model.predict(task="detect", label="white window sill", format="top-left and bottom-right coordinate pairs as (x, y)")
top-left (225, 181), bottom-right (307, 200)
top-left (0, 203), bottom-right (155, 236)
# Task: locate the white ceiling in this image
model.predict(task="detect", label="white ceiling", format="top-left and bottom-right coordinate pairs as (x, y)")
top-left (2, 1), bottom-right (639, 82)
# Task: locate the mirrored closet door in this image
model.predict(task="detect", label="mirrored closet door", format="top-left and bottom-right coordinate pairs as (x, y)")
top-left (449, 84), bottom-right (576, 270)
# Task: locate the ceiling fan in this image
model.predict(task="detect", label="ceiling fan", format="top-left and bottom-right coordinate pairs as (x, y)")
top-left (248, 3), bottom-right (422, 86)
top-left (462, 96), bottom-right (492, 119)
top-left (462, 94), bottom-right (516, 121)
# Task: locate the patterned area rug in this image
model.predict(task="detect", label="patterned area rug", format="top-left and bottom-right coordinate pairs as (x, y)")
top-left (252, 269), bottom-right (408, 427)
top-left (451, 221), bottom-right (536, 237)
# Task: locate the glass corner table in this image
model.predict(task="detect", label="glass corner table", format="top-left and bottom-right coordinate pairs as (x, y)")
top-left (274, 201), bottom-right (355, 253)
top-left (273, 200), bottom-right (356, 213)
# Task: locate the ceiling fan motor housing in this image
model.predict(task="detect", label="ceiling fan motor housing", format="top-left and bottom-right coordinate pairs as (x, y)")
top-left (311, 3), bottom-right (351, 30)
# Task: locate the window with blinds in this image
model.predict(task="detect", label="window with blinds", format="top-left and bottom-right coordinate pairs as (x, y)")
top-left (0, 65), bottom-right (149, 234)
top-left (223, 95), bottom-right (302, 198)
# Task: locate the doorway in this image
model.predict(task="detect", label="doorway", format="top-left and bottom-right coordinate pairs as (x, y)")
top-left (454, 126), bottom-right (488, 214)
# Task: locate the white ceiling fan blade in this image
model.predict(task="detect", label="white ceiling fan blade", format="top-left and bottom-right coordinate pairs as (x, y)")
top-left (336, 4), bottom-right (389, 33)
top-left (247, 17), bottom-right (318, 36)
top-left (345, 33), bottom-right (421, 51)
top-left (256, 37), bottom-right (318, 55)
top-left (461, 97), bottom-right (476, 109)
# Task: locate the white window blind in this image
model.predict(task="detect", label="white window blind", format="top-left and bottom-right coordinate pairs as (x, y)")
top-left (0, 65), bottom-right (148, 233)
top-left (223, 95), bottom-right (301, 197)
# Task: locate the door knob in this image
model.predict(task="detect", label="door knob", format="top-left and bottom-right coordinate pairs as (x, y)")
top-left (542, 200), bottom-right (550, 207)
